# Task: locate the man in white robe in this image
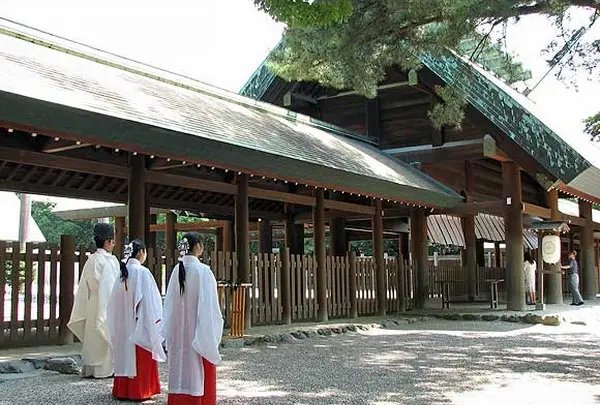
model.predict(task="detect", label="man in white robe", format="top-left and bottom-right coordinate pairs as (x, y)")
top-left (162, 234), bottom-right (224, 404)
top-left (68, 223), bottom-right (120, 378)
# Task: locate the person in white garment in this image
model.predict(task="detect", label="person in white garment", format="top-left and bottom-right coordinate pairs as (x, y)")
top-left (108, 239), bottom-right (166, 401)
top-left (68, 223), bottom-right (120, 378)
top-left (161, 232), bottom-right (224, 405)
top-left (523, 252), bottom-right (536, 305)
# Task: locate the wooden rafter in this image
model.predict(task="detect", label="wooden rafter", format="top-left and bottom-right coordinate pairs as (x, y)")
top-left (41, 139), bottom-right (91, 153)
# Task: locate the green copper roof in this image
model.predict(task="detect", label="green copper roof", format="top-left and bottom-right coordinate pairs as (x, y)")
top-left (0, 19), bottom-right (460, 208)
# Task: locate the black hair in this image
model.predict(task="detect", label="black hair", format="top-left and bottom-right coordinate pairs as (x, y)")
top-left (524, 252), bottom-right (534, 264)
top-left (120, 239), bottom-right (146, 284)
top-left (178, 232), bottom-right (205, 295)
top-left (94, 236), bottom-right (107, 249)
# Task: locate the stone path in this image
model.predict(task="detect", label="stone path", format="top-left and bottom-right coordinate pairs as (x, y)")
top-left (2, 319), bottom-right (600, 404)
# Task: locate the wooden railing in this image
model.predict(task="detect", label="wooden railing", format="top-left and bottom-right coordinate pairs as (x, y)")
top-left (1, 239), bottom-right (509, 347)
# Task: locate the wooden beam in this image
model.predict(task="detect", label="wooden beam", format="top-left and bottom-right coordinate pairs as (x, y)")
top-left (0, 146), bottom-right (128, 178)
top-left (150, 220), bottom-right (226, 232)
top-left (41, 139), bottom-right (92, 153)
top-left (384, 138), bottom-right (486, 164)
top-left (436, 200), bottom-right (504, 216)
top-left (148, 157), bottom-right (194, 171)
top-left (324, 200), bottom-right (374, 215)
top-left (54, 205), bottom-right (165, 220)
top-left (522, 203), bottom-right (551, 219)
top-left (482, 134), bottom-right (511, 162)
top-left (248, 187), bottom-right (315, 207)
top-left (146, 170), bottom-right (237, 195)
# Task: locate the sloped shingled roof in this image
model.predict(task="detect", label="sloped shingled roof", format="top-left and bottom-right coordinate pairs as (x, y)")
top-left (241, 43), bottom-right (600, 202)
top-left (0, 19), bottom-right (460, 208)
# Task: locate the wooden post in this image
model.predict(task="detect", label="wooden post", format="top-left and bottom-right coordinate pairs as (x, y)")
top-left (349, 250), bottom-right (358, 318)
top-left (165, 211), bottom-right (177, 258)
top-left (462, 216), bottom-right (477, 301)
top-left (58, 235), bottom-right (75, 345)
top-left (258, 219), bottom-right (273, 253)
top-left (411, 208), bottom-right (428, 309)
top-left (128, 155), bottom-right (146, 240)
top-left (314, 189), bottom-right (328, 321)
top-left (294, 224), bottom-right (305, 255)
top-left (148, 214), bottom-right (157, 250)
top-left (235, 174), bottom-right (251, 327)
top-left (281, 247), bottom-right (292, 325)
top-left (546, 189), bottom-right (563, 304)
top-left (330, 218), bottom-right (346, 256)
top-left (373, 199), bottom-right (386, 316)
top-left (285, 205), bottom-right (297, 253)
top-left (114, 216), bottom-right (126, 257)
top-left (217, 220), bottom-right (234, 252)
top-left (502, 161), bottom-right (525, 311)
top-left (579, 200), bottom-right (596, 300)
top-left (397, 253), bottom-right (407, 312)
top-left (494, 242), bottom-right (501, 267)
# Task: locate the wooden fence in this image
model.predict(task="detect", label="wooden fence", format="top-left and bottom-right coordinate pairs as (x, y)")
top-left (2, 240), bottom-right (509, 347)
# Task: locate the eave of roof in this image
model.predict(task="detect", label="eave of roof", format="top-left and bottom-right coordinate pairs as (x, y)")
top-left (0, 19), bottom-right (461, 208)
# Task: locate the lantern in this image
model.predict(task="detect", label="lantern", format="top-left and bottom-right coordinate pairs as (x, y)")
top-left (541, 234), bottom-right (561, 264)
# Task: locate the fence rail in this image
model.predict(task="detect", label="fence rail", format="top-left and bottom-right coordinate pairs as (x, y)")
top-left (2, 240), bottom-right (515, 347)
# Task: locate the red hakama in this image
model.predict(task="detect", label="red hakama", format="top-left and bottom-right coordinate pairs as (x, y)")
top-left (167, 358), bottom-right (216, 405)
top-left (113, 346), bottom-right (161, 401)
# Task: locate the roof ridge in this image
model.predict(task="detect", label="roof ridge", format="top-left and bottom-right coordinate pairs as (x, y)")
top-left (0, 18), bottom-right (376, 146)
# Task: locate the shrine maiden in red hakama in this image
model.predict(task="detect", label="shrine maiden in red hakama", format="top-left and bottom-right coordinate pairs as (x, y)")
top-left (161, 232), bottom-right (224, 405)
top-left (108, 239), bottom-right (166, 401)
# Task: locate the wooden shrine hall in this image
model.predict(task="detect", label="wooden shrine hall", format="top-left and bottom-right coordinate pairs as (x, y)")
top-left (0, 19), bottom-right (464, 341)
top-left (241, 41), bottom-right (600, 312)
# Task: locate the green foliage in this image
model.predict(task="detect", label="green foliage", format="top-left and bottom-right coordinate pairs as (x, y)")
top-left (4, 260), bottom-right (26, 288)
top-left (30, 201), bottom-right (95, 247)
top-left (256, 0), bottom-right (600, 131)
top-left (253, 0), bottom-right (353, 28)
top-left (584, 111), bottom-right (600, 141)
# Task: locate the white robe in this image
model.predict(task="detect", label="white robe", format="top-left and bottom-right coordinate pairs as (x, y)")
top-left (161, 256), bottom-right (224, 397)
top-left (524, 260), bottom-right (536, 293)
top-left (68, 248), bottom-right (120, 377)
top-left (107, 259), bottom-right (166, 377)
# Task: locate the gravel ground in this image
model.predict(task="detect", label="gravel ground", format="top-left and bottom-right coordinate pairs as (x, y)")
top-left (1, 320), bottom-right (599, 405)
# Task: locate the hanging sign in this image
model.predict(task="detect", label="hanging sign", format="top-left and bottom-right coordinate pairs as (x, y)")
top-left (541, 234), bottom-right (561, 264)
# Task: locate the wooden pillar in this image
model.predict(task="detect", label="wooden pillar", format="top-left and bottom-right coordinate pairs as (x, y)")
top-left (59, 234), bottom-right (75, 345)
top-left (329, 218), bottom-right (346, 256)
top-left (462, 216), bottom-right (477, 301)
top-left (546, 189), bottom-right (563, 304)
top-left (165, 212), bottom-right (177, 254)
top-left (502, 161), bottom-right (525, 311)
top-left (397, 253), bottom-right (407, 312)
top-left (114, 216), bottom-right (126, 257)
top-left (128, 155), bottom-right (146, 240)
top-left (258, 219), bottom-right (273, 253)
top-left (349, 250), bottom-right (358, 318)
top-left (294, 224), bottom-right (305, 255)
top-left (411, 208), bottom-right (428, 310)
top-left (235, 174), bottom-right (251, 327)
top-left (399, 232), bottom-right (409, 261)
top-left (217, 220), bottom-right (234, 252)
top-left (314, 189), bottom-right (328, 321)
top-left (148, 214), bottom-right (157, 250)
top-left (579, 199), bottom-right (596, 300)
top-left (494, 242), bottom-right (501, 268)
top-left (463, 160), bottom-right (477, 301)
top-left (373, 199), bottom-right (386, 316)
top-left (281, 247), bottom-right (292, 324)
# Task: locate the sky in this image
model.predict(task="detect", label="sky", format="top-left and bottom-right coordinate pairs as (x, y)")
top-left (1, 0), bottom-right (599, 209)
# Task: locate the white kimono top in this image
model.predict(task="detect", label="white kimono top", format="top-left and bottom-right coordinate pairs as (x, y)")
top-left (108, 259), bottom-right (166, 377)
top-left (161, 255), bottom-right (224, 397)
top-left (67, 248), bottom-right (120, 377)
top-left (524, 260), bottom-right (537, 292)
